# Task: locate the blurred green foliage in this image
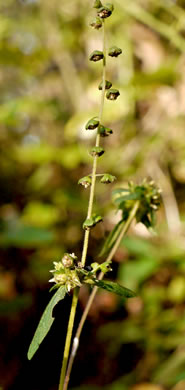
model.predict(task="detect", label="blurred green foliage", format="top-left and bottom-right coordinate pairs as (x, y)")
top-left (1, 0), bottom-right (185, 389)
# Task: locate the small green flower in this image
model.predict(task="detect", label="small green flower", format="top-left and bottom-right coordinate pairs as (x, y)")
top-left (83, 217), bottom-right (95, 230)
top-left (90, 146), bottom-right (105, 157)
top-left (85, 117), bottom-right (99, 130)
top-left (78, 176), bottom-right (92, 189)
top-left (93, 214), bottom-right (103, 224)
top-left (98, 80), bottom-right (112, 90)
top-left (49, 255), bottom-right (81, 292)
top-left (90, 17), bottom-right (102, 30)
top-left (108, 46), bottom-right (122, 57)
top-left (93, 0), bottom-right (102, 8)
top-left (49, 261), bottom-right (66, 284)
top-left (89, 50), bottom-right (104, 62)
top-left (49, 273), bottom-right (67, 285)
top-left (101, 173), bottom-right (116, 184)
top-left (99, 125), bottom-right (113, 137)
top-left (97, 5), bottom-right (113, 18)
top-left (83, 214), bottom-right (103, 230)
top-left (113, 179), bottom-right (161, 228)
top-left (106, 89), bottom-right (120, 100)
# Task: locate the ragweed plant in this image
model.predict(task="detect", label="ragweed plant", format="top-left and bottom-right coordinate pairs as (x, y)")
top-left (27, 2), bottom-right (161, 390)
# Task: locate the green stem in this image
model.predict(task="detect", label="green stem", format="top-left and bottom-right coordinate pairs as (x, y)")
top-left (58, 20), bottom-right (107, 390)
top-left (64, 200), bottom-right (140, 389)
top-left (58, 288), bottom-right (79, 390)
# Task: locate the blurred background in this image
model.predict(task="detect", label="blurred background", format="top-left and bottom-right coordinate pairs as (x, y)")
top-left (1, 0), bottom-right (185, 389)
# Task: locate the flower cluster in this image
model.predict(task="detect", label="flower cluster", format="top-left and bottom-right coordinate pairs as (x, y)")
top-left (49, 253), bottom-right (81, 292)
top-left (113, 179), bottom-right (162, 228)
top-left (49, 253), bottom-right (112, 292)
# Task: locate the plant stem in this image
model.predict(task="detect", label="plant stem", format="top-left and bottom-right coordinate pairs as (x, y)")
top-left (58, 288), bottom-right (79, 390)
top-left (64, 200), bottom-right (140, 389)
top-left (58, 20), bottom-right (106, 390)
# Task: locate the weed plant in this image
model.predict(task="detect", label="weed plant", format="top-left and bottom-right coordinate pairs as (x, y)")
top-left (27, 2), bottom-right (161, 389)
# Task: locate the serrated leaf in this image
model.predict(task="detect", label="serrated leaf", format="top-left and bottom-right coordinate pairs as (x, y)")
top-left (27, 286), bottom-right (66, 360)
top-left (94, 279), bottom-right (136, 298)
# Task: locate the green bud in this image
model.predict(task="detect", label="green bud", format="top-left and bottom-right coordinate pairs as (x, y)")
top-left (108, 46), bottom-right (122, 57)
top-left (98, 80), bottom-right (112, 90)
top-left (93, 214), bottom-right (103, 225)
top-left (106, 89), bottom-right (120, 100)
top-left (83, 217), bottom-right (95, 230)
top-left (62, 254), bottom-right (74, 268)
top-left (89, 50), bottom-right (104, 62)
top-left (101, 173), bottom-right (116, 184)
top-left (90, 262), bottom-right (100, 273)
top-left (90, 17), bottom-right (102, 30)
top-left (97, 6), bottom-right (113, 19)
top-left (83, 214), bottom-right (103, 230)
top-left (85, 117), bottom-right (99, 130)
top-left (70, 270), bottom-right (82, 287)
top-left (53, 273), bottom-right (67, 285)
top-left (93, 0), bottom-right (102, 8)
top-left (78, 175), bottom-right (92, 188)
top-left (90, 146), bottom-right (105, 157)
top-left (99, 125), bottom-right (113, 137)
top-left (99, 259), bottom-right (112, 273)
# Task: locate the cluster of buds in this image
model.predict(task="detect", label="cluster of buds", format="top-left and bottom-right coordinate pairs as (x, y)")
top-left (49, 253), bottom-right (112, 292)
top-left (78, 1), bottom-right (122, 228)
top-left (144, 179), bottom-right (162, 211)
top-left (49, 253), bottom-right (81, 293)
top-left (89, 0), bottom-right (122, 100)
top-left (78, 172), bottom-right (116, 189)
top-left (113, 179), bottom-right (161, 227)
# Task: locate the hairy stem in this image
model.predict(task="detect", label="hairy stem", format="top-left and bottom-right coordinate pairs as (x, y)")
top-left (64, 200), bottom-right (140, 389)
top-left (58, 20), bottom-right (106, 390)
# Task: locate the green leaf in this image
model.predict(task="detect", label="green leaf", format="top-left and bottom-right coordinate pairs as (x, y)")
top-left (99, 219), bottom-right (124, 257)
top-left (112, 188), bottom-right (130, 195)
top-left (114, 192), bottom-right (141, 204)
top-left (94, 279), bottom-right (136, 298)
top-left (27, 286), bottom-right (66, 360)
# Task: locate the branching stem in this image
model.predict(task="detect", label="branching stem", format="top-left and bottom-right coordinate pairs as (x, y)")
top-left (58, 20), bottom-right (106, 390)
top-left (64, 200), bottom-right (140, 389)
